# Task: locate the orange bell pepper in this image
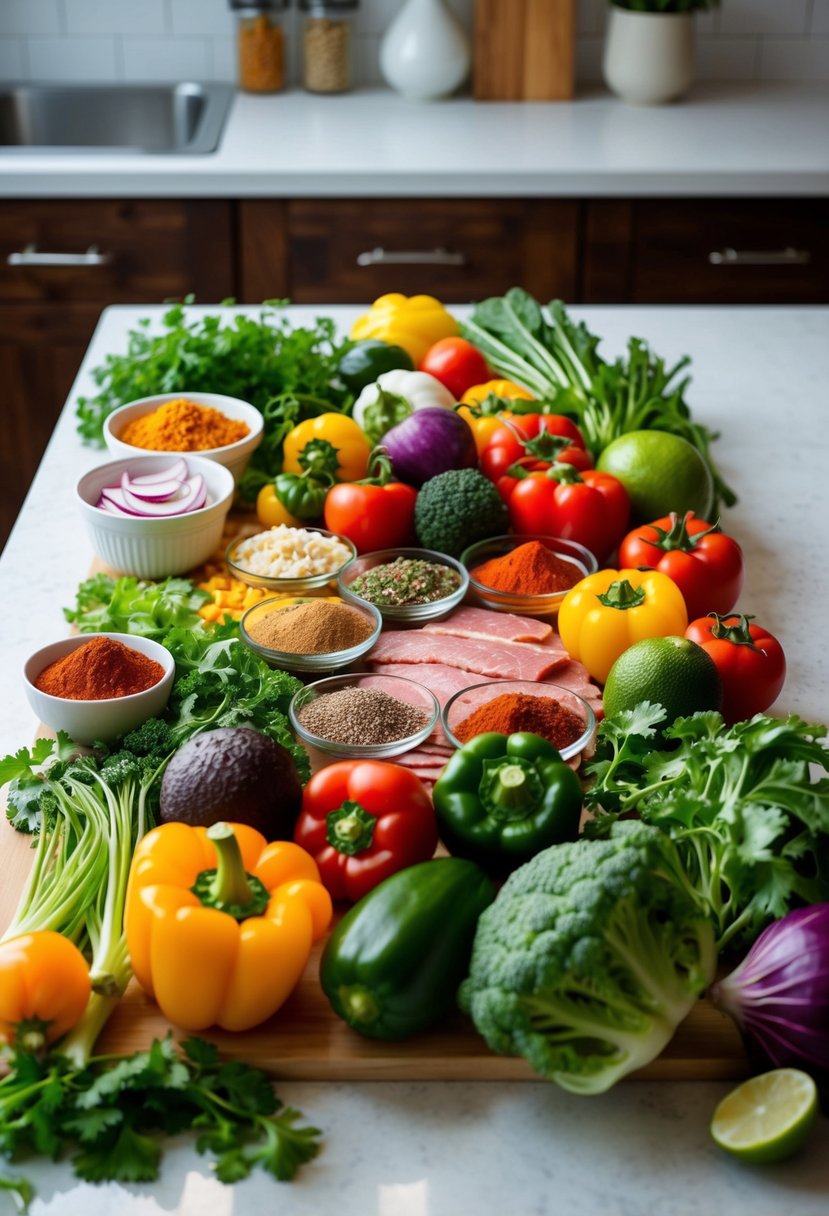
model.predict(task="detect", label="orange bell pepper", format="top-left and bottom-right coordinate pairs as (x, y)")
top-left (457, 379), bottom-right (536, 455)
top-left (0, 931), bottom-right (91, 1051)
top-left (125, 821), bottom-right (332, 1032)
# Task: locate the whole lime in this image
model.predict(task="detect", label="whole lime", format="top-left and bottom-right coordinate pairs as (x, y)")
top-left (603, 636), bottom-right (722, 724)
top-left (597, 430), bottom-right (714, 523)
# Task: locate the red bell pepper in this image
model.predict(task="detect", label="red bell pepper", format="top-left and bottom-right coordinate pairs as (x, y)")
top-left (481, 414), bottom-right (592, 503)
top-left (507, 464), bottom-right (630, 563)
top-left (684, 613), bottom-right (786, 724)
top-left (618, 511), bottom-right (744, 621)
top-left (293, 760), bottom-right (438, 903)
top-left (323, 449), bottom-right (417, 554)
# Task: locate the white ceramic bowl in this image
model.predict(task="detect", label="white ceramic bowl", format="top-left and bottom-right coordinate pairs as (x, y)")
top-left (103, 391), bottom-right (264, 484)
top-left (23, 633), bottom-right (175, 745)
top-left (77, 453), bottom-right (235, 579)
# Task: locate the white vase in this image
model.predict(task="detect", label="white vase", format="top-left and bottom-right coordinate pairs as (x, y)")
top-left (602, 8), bottom-right (695, 106)
top-left (380, 0), bottom-right (471, 102)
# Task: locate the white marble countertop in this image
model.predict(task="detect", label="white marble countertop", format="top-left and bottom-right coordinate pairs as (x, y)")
top-left (1, 304), bottom-right (828, 1215)
top-left (1, 82), bottom-right (828, 198)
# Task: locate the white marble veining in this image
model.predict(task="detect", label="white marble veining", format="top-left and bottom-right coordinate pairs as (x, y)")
top-left (1, 304), bottom-right (828, 1214)
top-left (0, 82), bottom-right (827, 197)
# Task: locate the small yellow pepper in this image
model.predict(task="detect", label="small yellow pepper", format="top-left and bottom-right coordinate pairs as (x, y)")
top-left (0, 931), bottom-right (91, 1051)
top-left (457, 380), bottom-right (536, 454)
top-left (125, 822), bottom-right (332, 1033)
top-left (282, 414), bottom-right (371, 483)
top-left (350, 294), bottom-right (459, 365)
top-left (558, 568), bottom-right (689, 684)
top-left (255, 483), bottom-right (302, 530)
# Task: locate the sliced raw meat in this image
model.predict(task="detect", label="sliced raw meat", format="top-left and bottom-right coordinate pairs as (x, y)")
top-left (368, 632), bottom-right (568, 682)
top-left (541, 660), bottom-right (604, 715)
top-left (423, 606), bottom-right (552, 644)
top-left (369, 662), bottom-right (477, 706)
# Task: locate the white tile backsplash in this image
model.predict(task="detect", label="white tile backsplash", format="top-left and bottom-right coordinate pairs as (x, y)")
top-left (0, 1), bottom-right (828, 87)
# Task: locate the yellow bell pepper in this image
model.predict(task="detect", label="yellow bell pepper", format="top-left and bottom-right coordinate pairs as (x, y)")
top-left (350, 294), bottom-right (459, 365)
top-left (282, 413), bottom-right (371, 483)
top-left (256, 483), bottom-right (302, 529)
top-left (0, 931), bottom-right (91, 1051)
top-left (125, 822), bottom-right (332, 1033)
top-left (558, 568), bottom-right (689, 684)
top-left (457, 380), bottom-right (536, 454)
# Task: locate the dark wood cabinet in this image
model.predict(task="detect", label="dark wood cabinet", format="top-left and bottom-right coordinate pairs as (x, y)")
top-left (0, 199), bottom-right (234, 548)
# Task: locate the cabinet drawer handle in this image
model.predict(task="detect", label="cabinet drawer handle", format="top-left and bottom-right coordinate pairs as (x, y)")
top-left (6, 243), bottom-right (112, 268)
top-left (356, 246), bottom-right (467, 268)
top-left (708, 246), bottom-right (811, 267)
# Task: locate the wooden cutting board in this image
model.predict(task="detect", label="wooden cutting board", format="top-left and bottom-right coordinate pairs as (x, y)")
top-left (0, 811), bottom-right (746, 1081)
top-left (473, 0), bottom-right (575, 102)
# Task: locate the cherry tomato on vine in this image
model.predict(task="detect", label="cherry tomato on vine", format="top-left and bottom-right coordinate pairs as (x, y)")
top-left (684, 613), bottom-right (786, 724)
top-left (481, 414), bottom-right (592, 500)
top-left (618, 512), bottom-right (744, 621)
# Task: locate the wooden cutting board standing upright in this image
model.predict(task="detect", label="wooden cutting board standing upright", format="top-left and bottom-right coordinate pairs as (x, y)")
top-left (473, 0), bottom-right (575, 101)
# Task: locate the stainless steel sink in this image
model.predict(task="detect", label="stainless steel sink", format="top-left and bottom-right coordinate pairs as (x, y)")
top-left (0, 82), bottom-right (234, 154)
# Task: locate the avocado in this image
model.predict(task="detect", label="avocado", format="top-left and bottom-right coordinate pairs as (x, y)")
top-left (159, 726), bottom-right (302, 839)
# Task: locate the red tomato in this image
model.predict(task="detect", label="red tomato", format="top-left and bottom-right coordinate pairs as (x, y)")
top-left (508, 466), bottom-right (630, 563)
top-left (480, 414), bottom-right (592, 499)
top-left (294, 761), bottom-right (438, 903)
top-left (684, 614), bottom-right (786, 724)
top-left (324, 476), bottom-right (417, 555)
top-left (618, 512), bottom-right (744, 621)
top-left (418, 337), bottom-right (490, 400)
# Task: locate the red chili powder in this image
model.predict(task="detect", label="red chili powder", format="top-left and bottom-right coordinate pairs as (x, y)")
top-left (453, 692), bottom-right (585, 750)
top-left (35, 636), bottom-right (165, 701)
top-left (470, 540), bottom-right (581, 596)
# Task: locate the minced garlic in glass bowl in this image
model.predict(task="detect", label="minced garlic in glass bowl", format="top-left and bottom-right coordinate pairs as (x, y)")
top-left (226, 525), bottom-right (356, 592)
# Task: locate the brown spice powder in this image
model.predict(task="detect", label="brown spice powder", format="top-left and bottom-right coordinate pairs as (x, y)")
top-left (247, 599), bottom-right (374, 655)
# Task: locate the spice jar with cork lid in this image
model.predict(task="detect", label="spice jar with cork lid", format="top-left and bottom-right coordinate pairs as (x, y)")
top-left (231, 0), bottom-right (289, 94)
top-left (300, 0), bottom-right (358, 94)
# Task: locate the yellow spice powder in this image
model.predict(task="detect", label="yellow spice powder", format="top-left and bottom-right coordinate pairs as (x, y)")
top-left (120, 398), bottom-right (250, 452)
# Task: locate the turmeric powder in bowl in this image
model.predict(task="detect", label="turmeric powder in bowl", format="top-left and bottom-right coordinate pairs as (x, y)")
top-left (119, 398), bottom-right (250, 453)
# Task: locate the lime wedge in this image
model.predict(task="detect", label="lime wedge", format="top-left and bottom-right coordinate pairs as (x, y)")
top-left (711, 1069), bottom-right (819, 1164)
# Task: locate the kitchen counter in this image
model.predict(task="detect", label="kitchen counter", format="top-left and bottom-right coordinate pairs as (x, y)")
top-left (1, 82), bottom-right (828, 198)
top-left (1, 304), bottom-right (828, 1215)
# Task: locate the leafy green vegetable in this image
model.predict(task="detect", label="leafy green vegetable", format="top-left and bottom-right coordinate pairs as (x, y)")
top-left (64, 573), bottom-right (212, 639)
top-left (585, 706), bottom-right (829, 951)
top-left (74, 300), bottom-right (355, 501)
top-left (459, 822), bottom-right (716, 1094)
top-left (0, 1035), bottom-right (320, 1196)
top-left (462, 288), bottom-right (735, 512)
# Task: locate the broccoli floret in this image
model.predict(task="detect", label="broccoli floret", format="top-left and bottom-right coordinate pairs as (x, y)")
top-left (414, 468), bottom-right (509, 557)
top-left (458, 822), bottom-right (716, 1094)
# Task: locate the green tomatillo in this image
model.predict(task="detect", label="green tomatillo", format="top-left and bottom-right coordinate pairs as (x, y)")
top-left (432, 731), bottom-right (583, 875)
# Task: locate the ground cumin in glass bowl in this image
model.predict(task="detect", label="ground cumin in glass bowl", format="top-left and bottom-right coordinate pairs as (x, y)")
top-left (337, 547), bottom-right (469, 624)
top-left (289, 672), bottom-right (440, 760)
top-left (460, 534), bottom-right (598, 619)
top-left (441, 680), bottom-right (596, 764)
top-left (240, 595), bottom-right (382, 674)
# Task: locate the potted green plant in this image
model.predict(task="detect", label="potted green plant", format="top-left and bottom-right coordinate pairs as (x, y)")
top-left (603, 0), bottom-right (719, 106)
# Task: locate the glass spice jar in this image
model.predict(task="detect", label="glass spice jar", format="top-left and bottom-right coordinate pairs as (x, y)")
top-left (231, 0), bottom-right (289, 94)
top-left (300, 0), bottom-right (358, 95)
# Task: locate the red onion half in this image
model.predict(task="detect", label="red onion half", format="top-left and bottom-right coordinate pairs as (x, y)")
top-left (711, 904), bottom-right (829, 1079)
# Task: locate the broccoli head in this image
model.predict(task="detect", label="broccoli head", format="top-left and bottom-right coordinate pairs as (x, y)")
top-left (458, 822), bottom-right (716, 1094)
top-left (414, 468), bottom-right (509, 557)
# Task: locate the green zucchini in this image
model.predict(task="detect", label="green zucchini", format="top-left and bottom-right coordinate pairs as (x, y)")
top-left (338, 340), bottom-right (414, 393)
top-left (319, 857), bottom-right (495, 1040)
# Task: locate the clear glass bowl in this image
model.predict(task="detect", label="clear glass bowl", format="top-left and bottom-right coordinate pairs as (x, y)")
top-left (460, 534), bottom-right (597, 618)
top-left (441, 679), bottom-right (597, 763)
top-left (226, 525), bottom-right (356, 594)
top-left (337, 547), bottom-right (469, 624)
top-left (240, 595), bottom-right (382, 674)
top-left (289, 671), bottom-right (440, 760)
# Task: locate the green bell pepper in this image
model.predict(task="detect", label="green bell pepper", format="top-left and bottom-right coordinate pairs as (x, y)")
top-left (433, 731), bottom-right (583, 874)
top-left (273, 470), bottom-right (329, 520)
top-left (338, 340), bottom-right (414, 393)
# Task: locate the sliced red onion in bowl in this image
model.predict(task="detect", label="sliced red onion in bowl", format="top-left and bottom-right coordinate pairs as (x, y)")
top-left (120, 472), bottom-right (184, 502)
top-left (97, 459), bottom-right (210, 518)
top-left (129, 458), bottom-right (189, 486)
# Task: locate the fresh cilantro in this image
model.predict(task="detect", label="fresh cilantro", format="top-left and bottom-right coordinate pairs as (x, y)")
top-left (0, 1037), bottom-right (320, 1201)
top-left (64, 573), bottom-right (212, 640)
top-left (585, 709), bottom-right (829, 950)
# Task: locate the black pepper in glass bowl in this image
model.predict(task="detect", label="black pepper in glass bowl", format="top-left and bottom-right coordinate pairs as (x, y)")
top-left (337, 547), bottom-right (469, 624)
top-left (289, 672), bottom-right (440, 760)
